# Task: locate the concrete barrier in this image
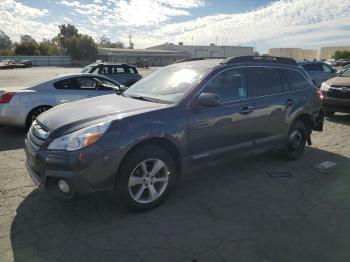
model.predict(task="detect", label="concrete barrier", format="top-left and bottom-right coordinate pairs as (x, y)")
top-left (0, 56), bottom-right (72, 66)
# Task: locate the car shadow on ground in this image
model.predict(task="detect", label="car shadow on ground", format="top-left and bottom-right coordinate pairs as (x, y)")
top-left (0, 126), bottom-right (26, 151)
top-left (10, 147), bottom-right (350, 262)
top-left (326, 113), bottom-right (350, 125)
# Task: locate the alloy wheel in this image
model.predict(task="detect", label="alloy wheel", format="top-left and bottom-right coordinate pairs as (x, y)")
top-left (128, 159), bottom-right (169, 204)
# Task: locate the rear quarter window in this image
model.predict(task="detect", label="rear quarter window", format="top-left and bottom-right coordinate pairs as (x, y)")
top-left (283, 69), bottom-right (310, 91)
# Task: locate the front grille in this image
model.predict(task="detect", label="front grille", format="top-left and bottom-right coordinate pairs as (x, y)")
top-left (327, 87), bottom-right (350, 99)
top-left (25, 122), bottom-right (49, 155)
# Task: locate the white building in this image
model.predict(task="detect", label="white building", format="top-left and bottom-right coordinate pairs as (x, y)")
top-left (269, 46), bottom-right (350, 61)
top-left (147, 43), bottom-right (254, 58)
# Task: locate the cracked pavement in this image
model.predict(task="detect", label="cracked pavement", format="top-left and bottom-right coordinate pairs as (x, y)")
top-left (1, 68), bottom-right (350, 262)
top-left (1, 116), bottom-right (350, 262)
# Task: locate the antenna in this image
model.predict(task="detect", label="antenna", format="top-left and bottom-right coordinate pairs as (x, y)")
top-left (128, 34), bottom-right (134, 49)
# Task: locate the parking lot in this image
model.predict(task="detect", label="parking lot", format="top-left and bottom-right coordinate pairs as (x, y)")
top-left (1, 67), bottom-right (350, 262)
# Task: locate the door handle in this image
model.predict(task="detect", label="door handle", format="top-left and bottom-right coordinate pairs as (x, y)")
top-left (239, 106), bottom-right (253, 115)
top-left (286, 99), bottom-right (294, 106)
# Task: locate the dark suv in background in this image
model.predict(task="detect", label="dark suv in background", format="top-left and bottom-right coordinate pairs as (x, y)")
top-left (298, 61), bottom-right (337, 87)
top-left (25, 56), bottom-right (324, 211)
top-left (82, 63), bottom-right (142, 86)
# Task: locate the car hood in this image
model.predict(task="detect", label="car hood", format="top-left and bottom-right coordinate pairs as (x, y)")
top-left (37, 94), bottom-right (166, 134)
top-left (325, 77), bottom-right (350, 87)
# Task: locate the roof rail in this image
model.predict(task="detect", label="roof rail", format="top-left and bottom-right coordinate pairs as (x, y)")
top-left (222, 56), bottom-right (297, 65)
top-left (176, 57), bottom-right (225, 63)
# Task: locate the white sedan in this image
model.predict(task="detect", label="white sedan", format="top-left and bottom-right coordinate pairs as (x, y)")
top-left (0, 73), bottom-right (126, 128)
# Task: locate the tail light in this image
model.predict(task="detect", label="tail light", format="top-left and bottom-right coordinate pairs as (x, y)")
top-left (315, 90), bottom-right (324, 100)
top-left (0, 92), bottom-right (16, 104)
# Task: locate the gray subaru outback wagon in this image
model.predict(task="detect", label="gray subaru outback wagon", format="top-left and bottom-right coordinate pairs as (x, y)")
top-left (25, 56), bottom-right (324, 211)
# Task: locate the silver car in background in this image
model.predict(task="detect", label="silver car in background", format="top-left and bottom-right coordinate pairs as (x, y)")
top-left (0, 73), bottom-right (125, 128)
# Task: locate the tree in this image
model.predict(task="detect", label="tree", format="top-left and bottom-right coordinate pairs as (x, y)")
top-left (333, 50), bottom-right (350, 60)
top-left (39, 39), bottom-right (60, 55)
top-left (14, 34), bottom-right (39, 55)
top-left (59, 24), bottom-right (79, 48)
top-left (65, 34), bottom-right (97, 61)
top-left (0, 30), bottom-right (12, 50)
top-left (99, 35), bottom-right (125, 48)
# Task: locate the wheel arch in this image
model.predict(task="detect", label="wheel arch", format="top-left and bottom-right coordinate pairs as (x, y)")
top-left (117, 137), bottom-right (184, 182)
top-left (26, 105), bottom-right (53, 127)
top-left (293, 113), bottom-right (313, 131)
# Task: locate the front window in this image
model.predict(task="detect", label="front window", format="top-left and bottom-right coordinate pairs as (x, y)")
top-left (124, 66), bottom-right (209, 103)
top-left (340, 68), bottom-right (350, 77)
top-left (81, 66), bottom-right (93, 73)
top-left (204, 68), bottom-right (247, 102)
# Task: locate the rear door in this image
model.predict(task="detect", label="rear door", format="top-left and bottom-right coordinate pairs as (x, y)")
top-left (187, 67), bottom-right (254, 160)
top-left (249, 66), bottom-right (292, 148)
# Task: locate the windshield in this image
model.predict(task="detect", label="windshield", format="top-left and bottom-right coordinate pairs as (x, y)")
top-left (124, 66), bottom-right (209, 103)
top-left (340, 68), bottom-right (350, 77)
top-left (81, 66), bottom-right (93, 73)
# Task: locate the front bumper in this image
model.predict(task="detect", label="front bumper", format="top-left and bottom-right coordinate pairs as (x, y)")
top-left (24, 138), bottom-right (124, 198)
top-left (323, 97), bottom-right (350, 113)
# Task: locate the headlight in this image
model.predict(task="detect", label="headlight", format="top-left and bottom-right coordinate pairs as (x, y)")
top-left (320, 82), bottom-right (330, 91)
top-left (48, 121), bottom-right (111, 151)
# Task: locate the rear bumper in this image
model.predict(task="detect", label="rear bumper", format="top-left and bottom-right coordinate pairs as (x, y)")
top-left (0, 105), bottom-right (27, 127)
top-left (323, 97), bottom-right (350, 113)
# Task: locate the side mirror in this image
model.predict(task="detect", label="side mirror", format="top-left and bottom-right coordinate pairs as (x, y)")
top-left (197, 93), bottom-right (221, 107)
top-left (331, 68), bottom-right (337, 74)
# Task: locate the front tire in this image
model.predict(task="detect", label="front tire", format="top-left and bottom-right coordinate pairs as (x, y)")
top-left (284, 120), bottom-right (307, 161)
top-left (26, 106), bottom-right (51, 128)
top-left (115, 145), bottom-right (176, 211)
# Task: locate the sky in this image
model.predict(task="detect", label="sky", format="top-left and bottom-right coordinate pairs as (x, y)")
top-left (0, 0), bottom-right (350, 53)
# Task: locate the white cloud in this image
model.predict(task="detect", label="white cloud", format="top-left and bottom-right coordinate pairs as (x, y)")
top-left (0, 0), bottom-right (55, 41)
top-left (0, 0), bottom-right (349, 52)
top-left (130, 0), bottom-right (350, 50)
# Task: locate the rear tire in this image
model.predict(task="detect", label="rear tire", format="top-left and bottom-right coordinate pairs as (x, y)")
top-left (115, 145), bottom-right (176, 212)
top-left (284, 120), bottom-right (307, 161)
top-left (324, 111), bottom-right (335, 117)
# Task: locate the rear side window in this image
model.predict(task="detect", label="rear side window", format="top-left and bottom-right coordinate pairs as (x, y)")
top-left (205, 68), bottom-right (247, 102)
top-left (77, 77), bottom-right (96, 89)
top-left (302, 64), bottom-right (323, 72)
top-left (283, 69), bottom-right (310, 90)
top-left (54, 78), bottom-right (81, 90)
top-left (250, 67), bottom-right (282, 97)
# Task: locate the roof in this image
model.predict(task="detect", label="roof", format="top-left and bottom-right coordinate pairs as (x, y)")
top-left (98, 47), bottom-right (188, 55)
top-left (85, 62), bottom-right (135, 67)
top-left (175, 56), bottom-right (299, 69)
top-left (298, 61), bottom-right (327, 65)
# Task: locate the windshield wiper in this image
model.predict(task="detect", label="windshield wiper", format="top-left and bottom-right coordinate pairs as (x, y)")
top-left (123, 93), bottom-right (155, 102)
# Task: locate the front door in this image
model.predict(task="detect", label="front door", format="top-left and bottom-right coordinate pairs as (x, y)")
top-left (187, 68), bottom-right (254, 161)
